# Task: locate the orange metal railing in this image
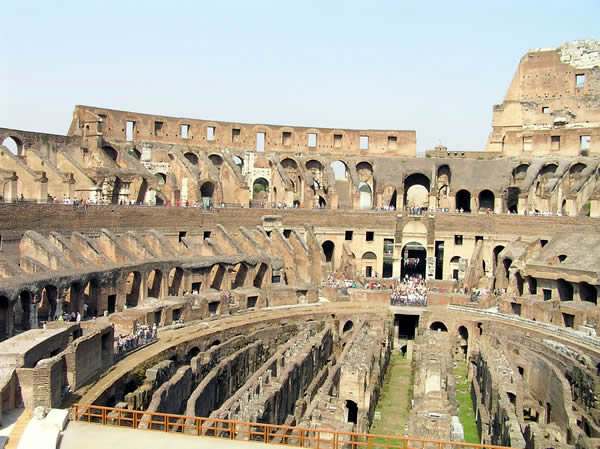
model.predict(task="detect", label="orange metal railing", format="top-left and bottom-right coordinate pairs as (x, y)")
top-left (71, 403), bottom-right (510, 449)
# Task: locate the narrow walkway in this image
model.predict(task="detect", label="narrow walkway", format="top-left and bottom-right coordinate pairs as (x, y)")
top-left (59, 421), bottom-right (274, 449)
top-left (369, 352), bottom-right (412, 440)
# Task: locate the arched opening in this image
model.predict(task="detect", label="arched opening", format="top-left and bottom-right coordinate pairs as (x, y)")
top-left (125, 271), bottom-right (141, 307)
top-left (155, 172), bottom-right (167, 186)
top-left (66, 282), bottom-right (83, 316)
top-left (493, 246), bottom-right (505, 270)
top-left (253, 263), bottom-right (268, 288)
top-left (184, 152), bottom-right (198, 166)
top-left (128, 148), bottom-right (141, 160)
top-left (503, 258), bottom-right (512, 280)
top-left (1, 136), bottom-right (23, 155)
top-left (111, 176), bottom-right (122, 204)
top-left (557, 279), bottom-right (573, 301)
top-left (362, 251), bottom-right (377, 278)
top-left (16, 291), bottom-right (32, 331)
top-left (168, 267), bottom-right (184, 296)
top-left (330, 161), bottom-right (348, 180)
top-left (200, 181), bottom-right (215, 199)
top-left (515, 272), bottom-right (524, 296)
top-left (478, 190), bottom-right (495, 212)
top-left (579, 282), bottom-right (597, 304)
top-left (318, 195), bottom-right (327, 207)
top-left (345, 400), bottom-right (358, 424)
top-left (102, 145), bottom-right (118, 162)
top-left (231, 263), bottom-right (248, 289)
top-left (513, 164), bottom-right (529, 182)
top-left (39, 285), bottom-right (58, 322)
top-left (437, 165), bottom-right (451, 209)
top-left (526, 276), bottom-right (537, 295)
top-left (147, 269), bottom-right (163, 298)
top-left (455, 189), bottom-right (471, 212)
top-left (430, 321), bottom-right (448, 332)
top-left (561, 199), bottom-right (568, 216)
top-left (404, 173), bottom-right (430, 210)
top-left (358, 182), bottom-right (372, 210)
top-left (457, 325), bottom-right (469, 358)
top-left (450, 256), bottom-right (461, 280)
top-left (541, 163), bottom-right (558, 178)
top-left (208, 339), bottom-right (221, 348)
top-left (343, 321), bottom-right (354, 333)
top-left (232, 155), bottom-right (243, 169)
top-left (187, 347), bottom-right (201, 361)
top-left (208, 154), bottom-right (223, 167)
top-left (322, 240), bottom-right (335, 268)
top-left (83, 279), bottom-right (99, 316)
top-left (0, 296), bottom-right (9, 339)
top-left (253, 177), bottom-right (269, 201)
top-left (401, 242), bottom-right (426, 278)
top-left (506, 187), bottom-right (520, 213)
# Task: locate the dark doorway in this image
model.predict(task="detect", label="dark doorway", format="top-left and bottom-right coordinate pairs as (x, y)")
top-left (395, 314), bottom-right (419, 339)
top-left (401, 242), bottom-right (426, 278)
top-left (455, 190), bottom-right (471, 212)
top-left (107, 295), bottom-right (116, 314)
top-left (345, 400), bottom-right (358, 424)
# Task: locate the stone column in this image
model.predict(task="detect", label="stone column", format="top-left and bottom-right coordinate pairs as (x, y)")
top-left (3, 173), bottom-right (18, 203)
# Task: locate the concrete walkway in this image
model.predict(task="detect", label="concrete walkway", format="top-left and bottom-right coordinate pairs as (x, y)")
top-left (59, 422), bottom-right (275, 449)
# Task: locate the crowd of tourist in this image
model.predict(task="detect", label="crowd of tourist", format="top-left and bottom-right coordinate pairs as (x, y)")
top-left (116, 324), bottom-right (157, 355)
top-left (390, 275), bottom-right (428, 306)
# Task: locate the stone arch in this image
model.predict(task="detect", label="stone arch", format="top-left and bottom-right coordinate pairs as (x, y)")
top-left (184, 152), bottom-right (198, 165)
top-left (506, 186), bottom-right (520, 213)
top-left (362, 251), bottom-right (377, 278)
top-left (232, 155), bottom-right (243, 169)
top-left (541, 163), bottom-right (558, 178)
top-left (111, 176), bottom-right (122, 204)
top-left (168, 267), bottom-right (184, 296)
top-left (306, 159), bottom-right (323, 172)
top-left (557, 279), bottom-right (573, 301)
top-left (253, 263), bottom-right (268, 289)
top-left (125, 271), bottom-right (142, 307)
top-left (513, 163), bottom-right (529, 181)
top-left (102, 145), bottom-right (118, 162)
top-left (503, 258), bottom-right (512, 280)
top-left (208, 154), bottom-right (223, 167)
top-left (200, 181), bottom-right (215, 200)
top-left (317, 195), bottom-right (327, 207)
top-left (342, 320), bottom-right (354, 333)
top-left (579, 282), bottom-right (597, 304)
top-left (457, 325), bottom-right (469, 358)
top-left (330, 160), bottom-right (349, 180)
top-left (39, 285), bottom-right (58, 322)
top-left (155, 172), bottom-right (167, 185)
top-left (147, 269), bottom-right (163, 298)
top-left (1, 136), bottom-right (24, 155)
top-left (231, 263), bottom-right (248, 289)
top-left (493, 245), bottom-right (505, 270)
top-left (358, 182), bottom-right (372, 210)
top-left (404, 173), bottom-right (430, 209)
top-left (253, 177), bottom-right (269, 201)
top-left (437, 165), bottom-right (451, 208)
top-left (455, 189), bottom-right (471, 212)
top-left (515, 271), bottom-right (524, 296)
top-left (569, 162), bottom-right (586, 177)
top-left (430, 321), bottom-right (448, 332)
top-left (66, 282), bottom-right (83, 316)
top-left (478, 189), bottom-right (495, 211)
top-left (322, 240), bottom-right (335, 268)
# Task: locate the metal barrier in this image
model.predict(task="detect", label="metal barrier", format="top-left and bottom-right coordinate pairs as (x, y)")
top-left (71, 403), bottom-right (509, 449)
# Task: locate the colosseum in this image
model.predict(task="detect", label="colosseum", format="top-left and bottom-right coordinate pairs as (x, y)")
top-left (0, 39), bottom-right (599, 449)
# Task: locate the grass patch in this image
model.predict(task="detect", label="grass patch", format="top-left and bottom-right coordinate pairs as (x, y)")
top-left (370, 352), bottom-right (413, 440)
top-left (454, 361), bottom-right (480, 444)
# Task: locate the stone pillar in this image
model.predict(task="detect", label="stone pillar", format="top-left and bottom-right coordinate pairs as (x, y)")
top-left (494, 196), bottom-right (503, 214)
top-left (470, 196), bottom-right (477, 214)
top-left (397, 188), bottom-right (405, 211)
top-left (38, 176), bottom-right (48, 203)
top-left (590, 199), bottom-right (600, 218)
top-left (3, 173), bottom-right (18, 203)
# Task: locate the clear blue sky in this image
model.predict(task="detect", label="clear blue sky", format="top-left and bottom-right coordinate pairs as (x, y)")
top-left (1, 0), bottom-right (598, 154)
